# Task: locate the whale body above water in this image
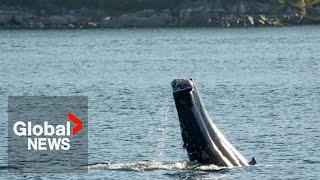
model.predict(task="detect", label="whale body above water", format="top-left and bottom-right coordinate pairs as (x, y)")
top-left (171, 78), bottom-right (256, 167)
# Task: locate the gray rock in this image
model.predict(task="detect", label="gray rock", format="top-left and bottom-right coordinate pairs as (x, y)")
top-left (284, 13), bottom-right (303, 24)
top-left (116, 14), bottom-right (139, 27)
top-left (49, 16), bottom-right (69, 26)
top-left (256, 15), bottom-right (267, 25)
top-left (179, 14), bottom-right (209, 26)
top-left (246, 15), bottom-right (254, 26)
top-left (224, 15), bottom-right (241, 27)
top-left (27, 21), bottom-right (45, 28)
top-left (149, 14), bottom-right (175, 26)
top-left (67, 23), bottom-right (75, 28)
top-left (114, 11), bottom-right (176, 27)
top-left (257, 19), bottom-right (265, 25)
top-left (259, 14), bottom-right (267, 22)
top-left (75, 16), bottom-right (92, 26)
top-left (0, 14), bottom-right (11, 25)
top-left (65, 15), bottom-right (77, 24)
top-left (12, 15), bottom-right (24, 24)
top-left (237, 17), bottom-right (246, 26)
top-left (302, 16), bottom-right (320, 24)
top-left (87, 22), bottom-right (97, 28)
top-left (34, 21), bottom-right (45, 28)
top-left (99, 16), bottom-right (113, 27)
top-left (135, 9), bottom-right (156, 17)
top-left (265, 17), bottom-right (282, 26)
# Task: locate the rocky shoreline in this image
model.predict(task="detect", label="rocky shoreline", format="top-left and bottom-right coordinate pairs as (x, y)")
top-left (1, 2), bottom-right (320, 29)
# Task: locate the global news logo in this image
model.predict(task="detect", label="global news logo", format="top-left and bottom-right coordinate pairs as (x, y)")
top-left (12, 112), bottom-right (83, 151)
top-left (8, 96), bottom-right (88, 173)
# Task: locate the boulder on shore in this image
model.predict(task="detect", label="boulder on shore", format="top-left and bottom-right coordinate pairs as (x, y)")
top-left (48, 16), bottom-right (69, 26)
top-left (0, 14), bottom-right (11, 25)
top-left (246, 15), bottom-right (254, 26)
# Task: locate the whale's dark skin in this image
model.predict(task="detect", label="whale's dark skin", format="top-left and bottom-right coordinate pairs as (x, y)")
top-left (171, 78), bottom-right (254, 167)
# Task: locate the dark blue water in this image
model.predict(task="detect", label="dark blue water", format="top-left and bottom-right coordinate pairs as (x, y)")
top-left (0, 26), bottom-right (319, 179)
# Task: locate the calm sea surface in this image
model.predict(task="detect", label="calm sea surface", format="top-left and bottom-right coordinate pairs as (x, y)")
top-left (0, 26), bottom-right (319, 179)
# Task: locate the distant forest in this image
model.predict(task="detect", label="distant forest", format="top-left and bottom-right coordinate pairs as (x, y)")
top-left (1, 0), bottom-right (320, 12)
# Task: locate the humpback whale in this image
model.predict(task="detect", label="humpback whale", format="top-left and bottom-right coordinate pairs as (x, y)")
top-left (171, 78), bottom-right (255, 167)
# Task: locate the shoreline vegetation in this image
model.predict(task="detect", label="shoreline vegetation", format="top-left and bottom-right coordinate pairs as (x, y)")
top-left (0, 0), bottom-right (320, 29)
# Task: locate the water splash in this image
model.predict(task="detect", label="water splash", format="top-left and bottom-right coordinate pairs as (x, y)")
top-left (152, 96), bottom-right (171, 162)
top-left (86, 161), bottom-right (225, 172)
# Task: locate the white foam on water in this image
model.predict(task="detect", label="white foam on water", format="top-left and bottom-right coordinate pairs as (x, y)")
top-left (86, 161), bottom-right (226, 172)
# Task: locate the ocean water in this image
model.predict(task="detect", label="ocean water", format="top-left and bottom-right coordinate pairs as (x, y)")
top-left (0, 26), bottom-right (319, 179)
